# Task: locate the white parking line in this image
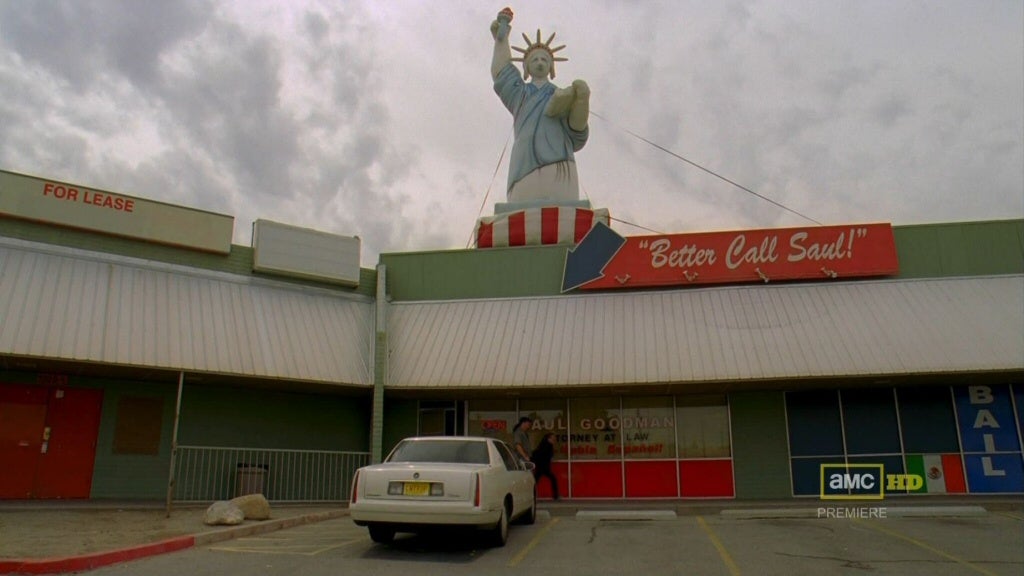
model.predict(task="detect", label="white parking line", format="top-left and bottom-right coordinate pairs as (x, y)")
top-left (209, 537), bottom-right (366, 553)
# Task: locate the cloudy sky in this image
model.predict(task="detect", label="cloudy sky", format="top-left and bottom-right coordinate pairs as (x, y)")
top-left (1, 1), bottom-right (1021, 264)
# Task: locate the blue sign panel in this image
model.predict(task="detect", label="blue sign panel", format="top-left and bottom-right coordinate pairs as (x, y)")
top-left (1014, 383), bottom-right (1024, 448)
top-left (955, 384), bottom-right (1024, 493)
top-left (954, 385), bottom-right (1021, 452)
top-left (963, 454), bottom-right (1024, 493)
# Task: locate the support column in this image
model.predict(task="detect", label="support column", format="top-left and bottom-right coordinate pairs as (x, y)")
top-left (165, 371), bottom-right (185, 517)
top-left (371, 264), bottom-right (387, 463)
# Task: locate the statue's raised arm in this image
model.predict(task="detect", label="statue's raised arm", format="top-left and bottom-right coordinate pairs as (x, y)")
top-left (490, 7), bottom-right (591, 205)
top-left (490, 7), bottom-right (513, 79)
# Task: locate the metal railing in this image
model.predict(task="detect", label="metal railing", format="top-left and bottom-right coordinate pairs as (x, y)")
top-left (172, 445), bottom-right (370, 503)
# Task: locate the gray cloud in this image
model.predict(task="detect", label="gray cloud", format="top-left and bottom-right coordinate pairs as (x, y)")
top-left (0, 1), bottom-right (1020, 264)
top-left (0, 0), bottom-right (417, 260)
top-left (158, 22), bottom-right (298, 200)
top-left (0, 0), bottom-right (210, 88)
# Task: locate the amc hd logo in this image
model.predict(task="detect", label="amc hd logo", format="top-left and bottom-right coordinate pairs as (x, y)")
top-left (819, 464), bottom-right (924, 499)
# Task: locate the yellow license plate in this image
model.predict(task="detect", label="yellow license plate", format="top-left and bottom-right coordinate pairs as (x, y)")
top-left (403, 482), bottom-right (430, 496)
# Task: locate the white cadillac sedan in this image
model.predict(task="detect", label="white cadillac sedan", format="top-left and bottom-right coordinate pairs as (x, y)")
top-left (350, 436), bottom-right (537, 546)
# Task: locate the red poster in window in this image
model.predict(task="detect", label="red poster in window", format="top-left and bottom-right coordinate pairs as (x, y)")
top-left (679, 459), bottom-right (735, 498)
top-left (571, 461), bottom-right (623, 498)
top-left (568, 223), bottom-right (898, 291)
top-left (625, 460), bottom-right (678, 497)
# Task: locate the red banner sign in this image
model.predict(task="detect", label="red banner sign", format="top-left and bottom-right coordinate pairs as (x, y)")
top-left (580, 223), bottom-right (898, 290)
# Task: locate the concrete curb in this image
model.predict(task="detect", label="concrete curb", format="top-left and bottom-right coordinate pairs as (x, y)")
top-left (192, 509), bottom-right (347, 547)
top-left (576, 510), bottom-right (677, 521)
top-left (0, 509), bottom-right (348, 575)
top-left (0, 537), bottom-right (196, 575)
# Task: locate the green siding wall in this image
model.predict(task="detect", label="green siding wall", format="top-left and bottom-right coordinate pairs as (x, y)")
top-left (893, 220), bottom-right (1024, 278)
top-left (382, 399), bottom-right (418, 457)
top-left (0, 372), bottom-right (371, 499)
top-left (0, 217), bottom-right (378, 298)
top-left (0, 371), bottom-right (178, 499)
top-left (95, 383), bottom-right (371, 499)
top-left (380, 245), bottom-right (568, 300)
top-left (177, 386), bottom-right (370, 452)
top-left (0, 370), bottom-right (39, 387)
top-left (90, 380), bottom-right (178, 499)
top-left (91, 381), bottom-right (374, 498)
top-left (730, 391), bottom-right (792, 499)
top-left (380, 219), bottom-right (1024, 301)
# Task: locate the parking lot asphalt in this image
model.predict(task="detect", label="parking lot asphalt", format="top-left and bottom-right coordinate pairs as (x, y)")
top-left (0, 502), bottom-right (346, 574)
top-left (1, 497), bottom-right (1021, 574)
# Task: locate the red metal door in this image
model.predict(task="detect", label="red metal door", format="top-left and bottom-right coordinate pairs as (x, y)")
top-left (0, 384), bottom-right (48, 499)
top-left (0, 383), bottom-right (104, 499)
top-left (34, 387), bottom-right (104, 498)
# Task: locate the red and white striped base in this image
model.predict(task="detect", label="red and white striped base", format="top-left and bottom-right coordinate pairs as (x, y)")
top-left (475, 207), bottom-right (610, 248)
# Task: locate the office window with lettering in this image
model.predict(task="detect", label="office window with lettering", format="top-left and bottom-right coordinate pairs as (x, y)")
top-left (676, 395), bottom-right (731, 458)
top-left (621, 396), bottom-right (676, 460)
top-left (569, 397), bottom-right (621, 461)
top-left (519, 398), bottom-right (569, 461)
top-left (467, 399), bottom-right (515, 445)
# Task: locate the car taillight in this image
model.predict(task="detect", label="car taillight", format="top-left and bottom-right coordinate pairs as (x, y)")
top-left (474, 473), bottom-right (481, 507)
top-left (350, 471), bottom-right (359, 504)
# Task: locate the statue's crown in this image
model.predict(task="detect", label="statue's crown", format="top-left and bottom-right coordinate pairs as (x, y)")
top-left (511, 29), bottom-right (568, 79)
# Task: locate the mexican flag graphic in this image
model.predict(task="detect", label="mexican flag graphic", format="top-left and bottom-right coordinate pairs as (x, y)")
top-left (905, 454), bottom-right (967, 494)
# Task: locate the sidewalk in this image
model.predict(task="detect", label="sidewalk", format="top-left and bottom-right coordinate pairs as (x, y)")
top-left (1, 497), bottom-right (1020, 574)
top-left (0, 502), bottom-right (346, 574)
top-left (539, 494), bottom-right (1024, 517)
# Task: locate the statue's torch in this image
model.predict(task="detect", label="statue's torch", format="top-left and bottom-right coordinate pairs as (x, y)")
top-left (496, 7), bottom-right (514, 41)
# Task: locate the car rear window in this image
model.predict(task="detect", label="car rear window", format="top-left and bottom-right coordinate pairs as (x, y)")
top-left (387, 440), bottom-right (490, 464)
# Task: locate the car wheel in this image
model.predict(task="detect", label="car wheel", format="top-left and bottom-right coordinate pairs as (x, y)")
top-left (489, 503), bottom-right (509, 547)
top-left (368, 524), bottom-right (395, 544)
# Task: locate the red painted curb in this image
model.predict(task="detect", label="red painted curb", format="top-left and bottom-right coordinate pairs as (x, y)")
top-left (0, 535), bottom-right (195, 575)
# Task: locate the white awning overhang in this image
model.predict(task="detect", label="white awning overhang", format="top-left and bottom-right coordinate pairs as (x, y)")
top-left (0, 238), bottom-right (374, 387)
top-left (387, 275), bottom-right (1024, 392)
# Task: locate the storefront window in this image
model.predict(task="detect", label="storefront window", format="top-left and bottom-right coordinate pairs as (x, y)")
top-left (418, 400), bottom-right (459, 436)
top-left (676, 395), bottom-right (731, 458)
top-left (519, 398), bottom-right (569, 461)
top-left (786, 390), bottom-right (843, 457)
top-left (467, 399), bottom-right (516, 444)
top-left (840, 388), bottom-right (901, 455)
top-left (569, 397), bottom-right (620, 460)
top-left (898, 387), bottom-right (960, 453)
top-left (621, 396), bottom-right (676, 459)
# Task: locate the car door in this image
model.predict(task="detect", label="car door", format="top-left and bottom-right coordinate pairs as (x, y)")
top-left (493, 441), bottom-right (532, 516)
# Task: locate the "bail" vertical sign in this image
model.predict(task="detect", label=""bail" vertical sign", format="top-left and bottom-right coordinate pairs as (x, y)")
top-left (954, 385), bottom-right (1024, 493)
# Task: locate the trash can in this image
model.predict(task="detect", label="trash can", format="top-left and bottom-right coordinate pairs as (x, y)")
top-left (236, 463), bottom-right (267, 497)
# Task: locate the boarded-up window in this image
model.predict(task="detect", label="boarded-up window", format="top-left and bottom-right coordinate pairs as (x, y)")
top-left (113, 396), bottom-right (164, 455)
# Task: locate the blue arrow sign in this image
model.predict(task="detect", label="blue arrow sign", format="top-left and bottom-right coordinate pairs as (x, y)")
top-left (562, 221), bottom-right (626, 292)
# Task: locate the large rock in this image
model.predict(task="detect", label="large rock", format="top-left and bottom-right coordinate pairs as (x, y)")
top-left (203, 501), bottom-right (245, 526)
top-left (230, 493), bottom-right (271, 521)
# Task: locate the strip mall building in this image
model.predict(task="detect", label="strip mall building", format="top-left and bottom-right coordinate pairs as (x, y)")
top-left (1, 168), bottom-right (1022, 501)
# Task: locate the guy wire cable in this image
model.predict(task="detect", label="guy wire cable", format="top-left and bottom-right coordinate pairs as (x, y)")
top-left (466, 127), bottom-right (509, 247)
top-left (589, 110), bottom-right (823, 226)
top-left (609, 216), bottom-right (664, 235)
